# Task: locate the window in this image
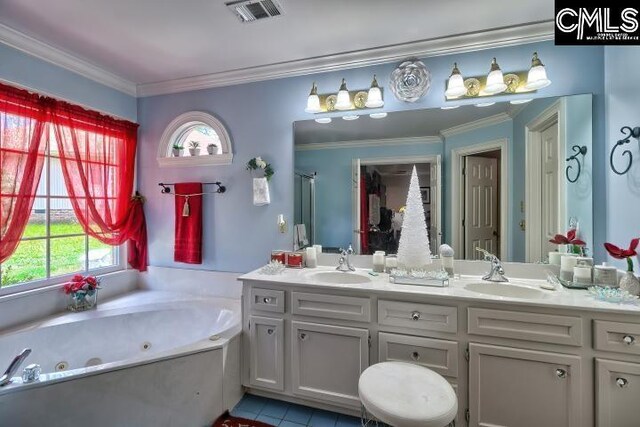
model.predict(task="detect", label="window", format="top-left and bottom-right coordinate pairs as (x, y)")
top-left (0, 129), bottom-right (122, 291)
top-left (157, 111), bottom-right (233, 167)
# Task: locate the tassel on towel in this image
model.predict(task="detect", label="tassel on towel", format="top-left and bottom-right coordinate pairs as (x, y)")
top-left (182, 196), bottom-right (190, 217)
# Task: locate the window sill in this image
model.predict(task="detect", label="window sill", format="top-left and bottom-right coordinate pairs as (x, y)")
top-left (157, 153), bottom-right (233, 168)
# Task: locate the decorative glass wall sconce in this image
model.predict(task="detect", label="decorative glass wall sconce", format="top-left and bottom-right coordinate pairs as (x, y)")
top-left (303, 76), bottom-right (384, 114)
top-left (610, 126), bottom-right (640, 175)
top-left (444, 52), bottom-right (551, 102)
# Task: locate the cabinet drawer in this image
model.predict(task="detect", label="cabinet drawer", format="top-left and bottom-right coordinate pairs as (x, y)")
top-left (378, 332), bottom-right (459, 377)
top-left (468, 308), bottom-right (583, 346)
top-left (291, 292), bottom-right (371, 322)
top-left (594, 320), bottom-right (640, 355)
top-left (378, 300), bottom-right (457, 333)
top-left (250, 288), bottom-right (285, 313)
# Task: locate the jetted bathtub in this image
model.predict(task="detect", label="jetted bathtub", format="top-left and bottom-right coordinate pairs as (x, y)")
top-left (0, 290), bottom-right (242, 427)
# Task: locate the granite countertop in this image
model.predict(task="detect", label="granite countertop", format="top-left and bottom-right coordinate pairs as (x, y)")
top-left (239, 266), bottom-right (640, 315)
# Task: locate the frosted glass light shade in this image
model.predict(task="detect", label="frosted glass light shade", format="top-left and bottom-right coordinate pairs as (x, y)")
top-left (365, 75), bottom-right (384, 108)
top-left (525, 52), bottom-right (551, 90)
top-left (335, 78), bottom-right (352, 110)
top-left (369, 112), bottom-right (387, 119)
top-left (445, 63), bottom-right (466, 98)
top-left (304, 82), bottom-right (321, 113)
top-left (484, 58), bottom-right (507, 94)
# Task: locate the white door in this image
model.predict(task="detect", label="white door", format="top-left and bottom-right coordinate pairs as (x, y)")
top-left (469, 343), bottom-right (582, 427)
top-left (596, 359), bottom-right (640, 427)
top-left (249, 316), bottom-right (284, 391)
top-left (352, 159), bottom-right (361, 254)
top-left (291, 321), bottom-right (369, 408)
top-left (464, 156), bottom-right (499, 260)
top-left (541, 122), bottom-right (560, 260)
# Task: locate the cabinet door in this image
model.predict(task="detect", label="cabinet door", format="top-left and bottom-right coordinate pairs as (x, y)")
top-left (596, 358), bottom-right (640, 427)
top-left (291, 321), bottom-right (369, 407)
top-left (249, 316), bottom-right (284, 391)
top-left (469, 343), bottom-right (582, 427)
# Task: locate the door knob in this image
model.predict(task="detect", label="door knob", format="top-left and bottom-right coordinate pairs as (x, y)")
top-left (411, 351), bottom-right (420, 361)
top-left (555, 368), bottom-right (568, 379)
top-left (299, 333), bottom-right (308, 341)
top-left (262, 297), bottom-right (272, 304)
top-left (616, 377), bottom-right (629, 388)
top-left (411, 311), bottom-right (421, 321)
top-left (623, 335), bottom-right (635, 345)
top-left (266, 328), bottom-right (274, 335)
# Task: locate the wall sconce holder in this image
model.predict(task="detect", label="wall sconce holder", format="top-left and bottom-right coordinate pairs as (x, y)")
top-left (565, 145), bottom-right (587, 183)
top-left (313, 89), bottom-right (385, 113)
top-left (444, 71), bottom-right (536, 101)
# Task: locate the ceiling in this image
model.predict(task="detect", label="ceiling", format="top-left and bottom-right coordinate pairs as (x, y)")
top-left (0, 0), bottom-right (553, 93)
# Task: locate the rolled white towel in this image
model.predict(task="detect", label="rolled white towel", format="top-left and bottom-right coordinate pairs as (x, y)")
top-left (253, 177), bottom-right (271, 206)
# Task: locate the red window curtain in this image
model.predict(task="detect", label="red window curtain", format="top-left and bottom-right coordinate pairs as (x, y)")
top-left (0, 83), bottom-right (48, 263)
top-left (49, 100), bottom-right (148, 271)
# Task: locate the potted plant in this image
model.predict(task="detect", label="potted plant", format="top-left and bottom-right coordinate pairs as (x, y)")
top-left (605, 238), bottom-right (640, 295)
top-left (549, 228), bottom-right (586, 255)
top-left (188, 141), bottom-right (200, 156)
top-left (207, 143), bottom-right (218, 155)
top-left (172, 143), bottom-right (184, 157)
top-left (64, 274), bottom-right (101, 312)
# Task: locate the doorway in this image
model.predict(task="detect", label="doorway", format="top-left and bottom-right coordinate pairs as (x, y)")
top-left (352, 156), bottom-right (441, 255)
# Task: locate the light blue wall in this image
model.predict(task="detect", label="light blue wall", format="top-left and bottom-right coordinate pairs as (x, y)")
top-left (604, 47), bottom-right (640, 270)
top-left (137, 41), bottom-right (606, 273)
top-left (295, 141), bottom-right (442, 249)
top-left (0, 43), bottom-right (136, 121)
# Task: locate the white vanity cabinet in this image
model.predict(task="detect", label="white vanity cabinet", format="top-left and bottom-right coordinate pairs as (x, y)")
top-left (596, 359), bottom-right (640, 427)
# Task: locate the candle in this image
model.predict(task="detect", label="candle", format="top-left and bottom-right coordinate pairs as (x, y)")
top-left (373, 251), bottom-right (386, 273)
top-left (560, 255), bottom-right (579, 281)
top-left (305, 247), bottom-right (318, 268)
top-left (385, 256), bottom-right (398, 272)
top-left (548, 252), bottom-right (563, 266)
top-left (594, 263), bottom-right (618, 287)
top-left (286, 252), bottom-right (304, 268)
top-left (576, 257), bottom-right (593, 267)
top-left (441, 255), bottom-right (454, 277)
top-left (271, 251), bottom-right (286, 264)
top-left (313, 244), bottom-right (323, 254)
top-left (573, 265), bottom-right (592, 284)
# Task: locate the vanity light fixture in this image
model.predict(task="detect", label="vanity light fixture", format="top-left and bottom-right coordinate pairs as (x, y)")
top-left (314, 117), bottom-right (332, 124)
top-left (365, 75), bottom-right (384, 108)
top-left (369, 112), bottom-right (388, 119)
top-left (524, 52), bottom-right (551, 90)
top-left (342, 114), bottom-right (360, 121)
top-left (444, 63), bottom-right (467, 98)
top-left (510, 99), bottom-right (533, 105)
top-left (484, 58), bottom-right (507, 94)
top-left (475, 102), bottom-right (496, 107)
top-left (335, 79), bottom-right (352, 111)
top-left (304, 82), bottom-right (321, 113)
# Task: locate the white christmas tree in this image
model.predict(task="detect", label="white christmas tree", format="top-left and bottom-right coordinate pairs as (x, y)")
top-left (396, 166), bottom-right (432, 270)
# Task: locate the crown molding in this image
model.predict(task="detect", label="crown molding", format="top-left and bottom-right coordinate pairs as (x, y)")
top-left (137, 21), bottom-right (554, 97)
top-left (439, 113), bottom-right (512, 138)
top-left (295, 136), bottom-right (442, 151)
top-left (0, 23), bottom-right (137, 97)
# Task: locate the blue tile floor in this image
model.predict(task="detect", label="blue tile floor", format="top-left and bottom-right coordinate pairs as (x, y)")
top-left (231, 394), bottom-right (362, 427)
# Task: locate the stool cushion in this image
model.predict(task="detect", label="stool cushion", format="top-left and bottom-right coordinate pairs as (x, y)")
top-left (358, 362), bottom-right (457, 427)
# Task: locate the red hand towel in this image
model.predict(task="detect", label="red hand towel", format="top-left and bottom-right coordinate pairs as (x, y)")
top-left (174, 182), bottom-right (203, 264)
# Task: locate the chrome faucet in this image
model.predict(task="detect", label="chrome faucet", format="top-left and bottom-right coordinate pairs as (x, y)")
top-left (0, 348), bottom-right (31, 387)
top-left (336, 245), bottom-right (356, 272)
top-left (475, 247), bottom-right (508, 283)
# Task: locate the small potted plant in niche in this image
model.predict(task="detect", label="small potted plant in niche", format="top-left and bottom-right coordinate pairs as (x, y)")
top-left (64, 274), bottom-right (101, 312)
top-left (207, 143), bottom-right (218, 155)
top-left (172, 143), bottom-right (184, 157)
top-left (189, 141), bottom-right (200, 156)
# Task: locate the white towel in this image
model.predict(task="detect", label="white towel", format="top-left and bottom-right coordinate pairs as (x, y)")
top-left (294, 224), bottom-right (309, 247)
top-left (253, 177), bottom-right (271, 206)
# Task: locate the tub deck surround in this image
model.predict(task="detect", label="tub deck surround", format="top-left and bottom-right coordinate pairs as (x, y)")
top-left (239, 266), bottom-right (640, 315)
top-left (240, 264), bottom-right (640, 427)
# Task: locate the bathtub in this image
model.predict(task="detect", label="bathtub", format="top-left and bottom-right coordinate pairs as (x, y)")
top-left (0, 289), bottom-right (242, 427)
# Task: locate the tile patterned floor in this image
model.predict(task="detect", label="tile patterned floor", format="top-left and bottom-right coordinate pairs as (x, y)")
top-left (231, 394), bottom-right (361, 427)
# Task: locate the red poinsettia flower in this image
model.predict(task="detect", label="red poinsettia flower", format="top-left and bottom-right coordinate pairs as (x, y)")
top-left (549, 229), bottom-right (586, 246)
top-left (85, 276), bottom-right (98, 286)
top-left (71, 274), bottom-right (84, 282)
top-left (604, 238), bottom-right (639, 259)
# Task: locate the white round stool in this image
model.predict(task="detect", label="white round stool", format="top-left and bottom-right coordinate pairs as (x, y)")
top-left (358, 361), bottom-right (457, 427)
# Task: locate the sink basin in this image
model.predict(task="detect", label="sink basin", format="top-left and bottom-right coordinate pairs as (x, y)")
top-left (464, 282), bottom-right (547, 299)
top-left (311, 271), bottom-right (372, 284)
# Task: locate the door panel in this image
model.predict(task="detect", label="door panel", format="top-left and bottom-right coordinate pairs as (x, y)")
top-left (464, 156), bottom-right (499, 259)
top-left (249, 316), bottom-right (284, 390)
top-left (596, 358), bottom-right (640, 427)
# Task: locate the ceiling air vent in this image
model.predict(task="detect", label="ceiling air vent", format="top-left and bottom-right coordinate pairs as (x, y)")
top-left (226, 0), bottom-right (283, 23)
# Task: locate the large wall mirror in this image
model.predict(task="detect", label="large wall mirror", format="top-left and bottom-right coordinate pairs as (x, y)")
top-left (293, 94), bottom-right (594, 263)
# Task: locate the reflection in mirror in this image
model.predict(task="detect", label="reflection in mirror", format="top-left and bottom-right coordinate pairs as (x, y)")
top-left (293, 94), bottom-right (594, 263)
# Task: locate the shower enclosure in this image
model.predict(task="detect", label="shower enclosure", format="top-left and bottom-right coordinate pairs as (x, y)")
top-left (294, 172), bottom-right (315, 247)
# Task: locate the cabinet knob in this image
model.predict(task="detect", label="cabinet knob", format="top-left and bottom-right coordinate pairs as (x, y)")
top-left (266, 328), bottom-right (274, 335)
top-left (262, 297), bottom-right (272, 304)
top-left (555, 368), bottom-right (568, 379)
top-left (411, 351), bottom-right (420, 361)
top-left (299, 333), bottom-right (308, 341)
top-left (622, 335), bottom-right (635, 345)
top-left (616, 377), bottom-right (629, 388)
top-left (411, 311), bottom-right (421, 321)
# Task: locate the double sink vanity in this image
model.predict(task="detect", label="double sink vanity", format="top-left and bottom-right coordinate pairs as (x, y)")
top-left (239, 260), bottom-right (640, 427)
